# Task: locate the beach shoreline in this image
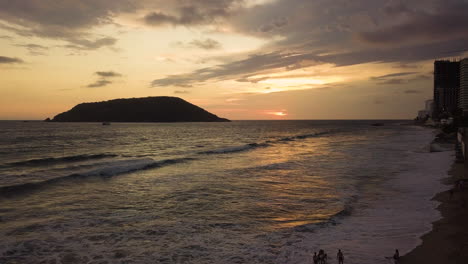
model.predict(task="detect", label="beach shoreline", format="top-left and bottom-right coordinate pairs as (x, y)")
top-left (401, 161), bottom-right (468, 264)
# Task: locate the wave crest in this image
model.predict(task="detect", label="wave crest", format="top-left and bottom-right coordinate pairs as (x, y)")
top-left (1, 153), bottom-right (118, 168)
top-left (0, 157), bottom-right (193, 198)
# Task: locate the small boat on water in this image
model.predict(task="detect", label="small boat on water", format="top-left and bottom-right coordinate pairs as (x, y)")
top-left (371, 123), bottom-right (384, 126)
top-left (102, 122), bottom-right (111, 126)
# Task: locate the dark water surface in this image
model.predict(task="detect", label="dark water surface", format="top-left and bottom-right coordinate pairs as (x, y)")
top-left (0, 121), bottom-right (451, 264)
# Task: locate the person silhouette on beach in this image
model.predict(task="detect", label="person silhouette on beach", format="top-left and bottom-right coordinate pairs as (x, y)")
top-left (318, 249), bottom-right (325, 264)
top-left (313, 252), bottom-right (318, 264)
top-left (393, 249), bottom-right (400, 263)
top-left (337, 249), bottom-right (344, 264)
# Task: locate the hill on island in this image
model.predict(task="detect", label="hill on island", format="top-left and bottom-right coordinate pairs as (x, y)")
top-left (50, 96), bottom-right (230, 122)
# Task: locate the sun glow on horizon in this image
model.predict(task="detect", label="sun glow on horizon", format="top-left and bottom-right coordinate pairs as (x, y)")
top-left (265, 110), bottom-right (288, 117)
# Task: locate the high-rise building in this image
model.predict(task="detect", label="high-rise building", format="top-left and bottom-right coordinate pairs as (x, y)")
top-left (433, 60), bottom-right (460, 118)
top-left (460, 58), bottom-right (468, 114)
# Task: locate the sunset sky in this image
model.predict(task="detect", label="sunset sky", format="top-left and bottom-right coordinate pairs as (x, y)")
top-left (1, 0), bottom-right (468, 120)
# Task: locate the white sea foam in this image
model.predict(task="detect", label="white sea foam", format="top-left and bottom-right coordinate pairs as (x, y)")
top-left (276, 127), bottom-right (453, 264)
top-left (74, 158), bottom-right (157, 177)
top-left (200, 143), bottom-right (267, 154)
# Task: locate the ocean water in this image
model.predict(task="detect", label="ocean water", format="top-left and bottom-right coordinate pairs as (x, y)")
top-left (0, 120), bottom-right (453, 264)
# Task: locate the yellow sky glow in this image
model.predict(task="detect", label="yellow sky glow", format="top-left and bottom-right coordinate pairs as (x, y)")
top-left (0, 3), bottom-right (436, 120)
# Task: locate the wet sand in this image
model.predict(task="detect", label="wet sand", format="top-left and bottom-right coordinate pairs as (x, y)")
top-left (401, 162), bottom-right (468, 264)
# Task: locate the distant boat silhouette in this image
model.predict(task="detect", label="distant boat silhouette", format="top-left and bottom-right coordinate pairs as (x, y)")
top-left (371, 123), bottom-right (384, 126)
top-left (102, 122), bottom-right (111, 126)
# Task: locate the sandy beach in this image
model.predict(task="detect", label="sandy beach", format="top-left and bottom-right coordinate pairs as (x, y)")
top-left (401, 162), bottom-right (468, 264)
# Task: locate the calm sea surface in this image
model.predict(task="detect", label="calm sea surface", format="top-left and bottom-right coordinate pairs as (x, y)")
top-left (0, 121), bottom-right (452, 264)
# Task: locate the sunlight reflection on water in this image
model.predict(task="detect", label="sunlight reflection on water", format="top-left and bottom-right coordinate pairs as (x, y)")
top-left (0, 120), bottom-right (424, 264)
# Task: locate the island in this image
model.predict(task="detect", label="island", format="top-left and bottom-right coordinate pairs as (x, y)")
top-left (49, 96), bottom-right (230, 122)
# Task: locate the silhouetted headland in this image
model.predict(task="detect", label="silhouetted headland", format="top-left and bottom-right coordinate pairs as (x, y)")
top-left (50, 96), bottom-right (230, 122)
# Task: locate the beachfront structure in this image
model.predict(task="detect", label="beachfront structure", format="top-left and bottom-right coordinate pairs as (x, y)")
top-left (460, 59), bottom-right (468, 114)
top-left (433, 60), bottom-right (460, 118)
top-left (425, 99), bottom-right (434, 117)
top-left (418, 110), bottom-right (428, 119)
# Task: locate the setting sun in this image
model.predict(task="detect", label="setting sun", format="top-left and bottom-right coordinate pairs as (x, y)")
top-left (265, 110), bottom-right (288, 117)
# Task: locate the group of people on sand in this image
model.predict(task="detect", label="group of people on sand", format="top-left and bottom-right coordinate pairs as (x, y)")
top-left (312, 249), bottom-right (344, 264)
top-left (311, 249), bottom-right (400, 264)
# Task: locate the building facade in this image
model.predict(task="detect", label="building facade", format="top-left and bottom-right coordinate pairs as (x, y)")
top-left (418, 110), bottom-right (428, 119)
top-left (460, 58), bottom-right (468, 114)
top-left (433, 60), bottom-right (460, 118)
top-left (425, 99), bottom-right (434, 117)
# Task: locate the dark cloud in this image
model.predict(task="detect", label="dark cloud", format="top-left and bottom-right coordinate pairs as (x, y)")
top-left (398, 74), bottom-right (432, 84)
top-left (319, 37), bottom-right (468, 66)
top-left (378, 79), bottom-right (406, 85)
top-left (370, 72), bottom-right (417, 81)
top-left (15, 43), bottom-right (49, 55)
top-left (0, 0), bottom-right (244, 50)
top-left (173, 38), bottom-right (222, 50)
top-left (0, 35), bottom-right (12, 40)
top-left (174, 90), bottom-right (190, 94)
top-left (370, 71), bottom-right (432, 85)
top-left (143, 0), bottom-right (242, 27)
top-left (229, 0), bottom-right (380, 44)
top-left (357, 1), bottom-right (468, 45)
top-left (16, 43), bottom-right (47, 50)
top-left (392, 63), bottom-right (420, 69)
top-left (87, 70), bottom-right (122, 88)
top-left (413, 74), bottom-right (431, 80)
top-left (87, 79), bottom-right (112, 88)
top-left (0, 1), bottom-right (136, 50)
top-left (144, 11), bottom-right (178, 26)
top-left (1, 25), bottom-right (118, 50)
top-left (61, 37), bottom-right (118, 50)
top-left (95, 71), bottom-right (122, 78)
top-left (383, 0), bottom-right (411, 15)
top-left (259, 17), bottom-right (288, 33)
top-left (236, 76), bottom-right (268, 83)
top-left (189, 38), bottom-right (221, 49)
top-left (0, 1), bottom-right (136, 29)
top-left (152, 75), bottom-right (195, 87)
top-left (0, 56), bottom-right (23, 64)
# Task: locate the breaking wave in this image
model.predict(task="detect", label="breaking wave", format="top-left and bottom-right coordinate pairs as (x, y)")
top-left (0, 153), bottom-right (118, 168)
top-left (199, 143), bottom-right (269, 154)
top-left (0, 157), bottom-right (193, 198)
top-left (200, 130), bottom-right (335, 155)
